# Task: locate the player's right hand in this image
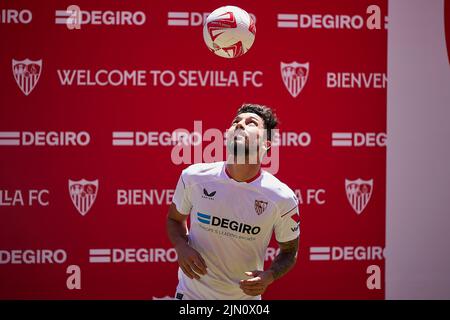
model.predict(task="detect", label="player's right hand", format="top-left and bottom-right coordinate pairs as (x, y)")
top-left (175, 243), bottom-right (208, 279)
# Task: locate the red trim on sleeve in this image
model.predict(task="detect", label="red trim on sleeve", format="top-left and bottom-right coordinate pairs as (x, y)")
top-left (290, 213), bottom-right (300, 224)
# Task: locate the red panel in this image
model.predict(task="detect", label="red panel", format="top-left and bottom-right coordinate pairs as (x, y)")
top-left (0, 0), bottom-right (387, 299)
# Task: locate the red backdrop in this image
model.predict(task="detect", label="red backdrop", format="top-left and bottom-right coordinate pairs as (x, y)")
top-left (0, 0), bottom-right (387, 299)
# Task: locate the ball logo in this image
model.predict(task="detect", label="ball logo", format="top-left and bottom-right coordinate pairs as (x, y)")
top-left (345, 178), bottom-right (373, 215)
top-left (12, 59), bottom-right (42, 96)
top-left (68, 179), bottom-right (99, 216)
top-left (207, 12), bottom-right (237, 41)
top-left (280, 61), bottom-right (309, 98)
top-left (222, 41), bottom-right (244, 59)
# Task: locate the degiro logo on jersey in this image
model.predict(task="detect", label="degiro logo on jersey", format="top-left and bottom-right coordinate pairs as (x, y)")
top-left (197, 212), bottom-right (261, 235)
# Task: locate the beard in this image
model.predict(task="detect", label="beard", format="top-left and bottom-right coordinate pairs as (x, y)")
top-left (226, 135), bottom-right (262, 164)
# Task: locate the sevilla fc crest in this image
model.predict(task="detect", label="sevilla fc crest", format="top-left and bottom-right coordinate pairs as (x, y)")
top-left (345, 178), bottom-right (373, 215)
top-left (254, 200), bottom-right (268, 215)
top-left (12, 59), bottom-right (42, 96)
top-left (68, 179), bottom-right (99, 216)
top-left (281, 61), bottom-right (309, 98)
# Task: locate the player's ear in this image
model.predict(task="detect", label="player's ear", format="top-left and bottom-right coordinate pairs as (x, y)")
top-left (260, 128), bottom-right (271, 152)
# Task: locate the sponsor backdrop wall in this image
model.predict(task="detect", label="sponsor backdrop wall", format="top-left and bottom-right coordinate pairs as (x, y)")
top-left (0, 0), bottom-right (387, 299)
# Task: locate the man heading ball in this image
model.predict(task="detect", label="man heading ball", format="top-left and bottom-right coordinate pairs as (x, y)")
top-left (167, 103), bottom-right (300, 300)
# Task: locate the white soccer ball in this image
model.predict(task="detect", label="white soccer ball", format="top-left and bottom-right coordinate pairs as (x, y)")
top-left (203, 6), bottom-right (256, 58)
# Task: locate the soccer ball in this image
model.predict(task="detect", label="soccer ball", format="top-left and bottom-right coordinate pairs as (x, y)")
top-left (203, 6), bottom-right (256, 58)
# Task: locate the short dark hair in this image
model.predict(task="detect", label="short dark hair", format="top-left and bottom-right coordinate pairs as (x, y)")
top-left (236, 103), bottom-right (278, 141)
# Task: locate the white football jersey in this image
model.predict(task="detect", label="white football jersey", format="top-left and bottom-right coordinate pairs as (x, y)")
top-left (172, 161), bottom-right (300, 300)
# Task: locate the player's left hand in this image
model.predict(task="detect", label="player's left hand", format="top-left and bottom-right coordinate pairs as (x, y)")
top-left (239, 270), bottom-right (274, 296)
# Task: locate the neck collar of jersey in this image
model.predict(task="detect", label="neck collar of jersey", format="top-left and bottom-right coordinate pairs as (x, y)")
top-left (224, 164), bottom-right (262, 184)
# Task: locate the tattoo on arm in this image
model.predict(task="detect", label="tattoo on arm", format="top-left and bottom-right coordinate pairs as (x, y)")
top-left (269, 237), bottom-right (299, 281)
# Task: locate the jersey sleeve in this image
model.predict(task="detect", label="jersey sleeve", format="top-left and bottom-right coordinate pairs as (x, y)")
top-left (171, 170), bottom-right (192, 215)
top-left (274, 191), bottom-right (300, 243)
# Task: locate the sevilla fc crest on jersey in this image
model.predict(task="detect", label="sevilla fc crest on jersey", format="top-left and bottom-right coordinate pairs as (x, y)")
top-left (68, 179), bottom-right (99, 216)
top-left (12, 59), bottom-right (42, 96)
top-left (280, 61), bottom-right (309, 98)
top-left (345, 178), bottom-right (373, 215)
top-left (254, 200), bottom-right (268, 215)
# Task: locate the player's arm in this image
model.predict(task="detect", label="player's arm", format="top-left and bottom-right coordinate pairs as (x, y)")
top-left (268, 237), bottom-right (299, 280)
top-left (239, 237), bottom-right (299, 296)
top-left (166, 203), bottom-right (207, 279)
top-left (166, 203), bottom-right (189, 247)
